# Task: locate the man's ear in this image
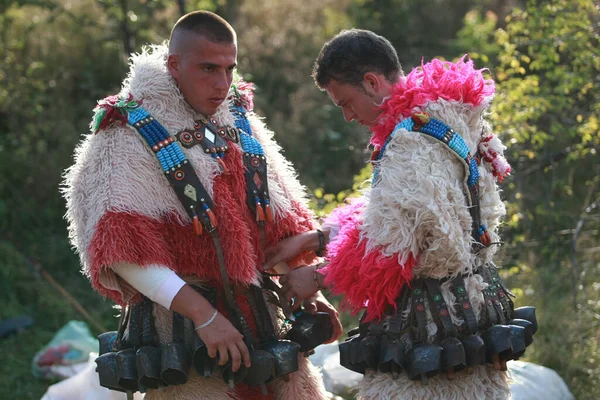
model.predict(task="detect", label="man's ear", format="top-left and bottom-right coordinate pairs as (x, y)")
top-left (167, 54), bottom-right (180, 82)
top-left (362, 72), bottom-right (381, 96)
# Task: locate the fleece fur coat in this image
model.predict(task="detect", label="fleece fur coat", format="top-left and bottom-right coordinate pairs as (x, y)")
top-left (323, 58), bottom-right (513, 400)
top-left (63, 44), bottom-right (327, 400)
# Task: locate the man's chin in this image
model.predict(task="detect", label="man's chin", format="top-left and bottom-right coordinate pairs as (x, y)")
top-left (195, 105), bottom-right (220, 117)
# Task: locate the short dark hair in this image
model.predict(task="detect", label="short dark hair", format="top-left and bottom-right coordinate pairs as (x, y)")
top-left (312, 29), bottom-right (402, 88)
top-left (169, 11), bottom-right (236, 52)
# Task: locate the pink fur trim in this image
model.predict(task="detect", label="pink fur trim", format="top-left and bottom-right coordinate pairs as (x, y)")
top-left (230, 77), bottom-right (255, 111)
top-left (323, 223), bottom-right (416, 321)
top-left (371, 56), bottom-right (496, 147)
top-left (323, 198), bottom-right (365, 257)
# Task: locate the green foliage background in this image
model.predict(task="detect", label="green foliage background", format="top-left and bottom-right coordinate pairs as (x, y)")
top-left (0, 0), bottom-right (598, 398)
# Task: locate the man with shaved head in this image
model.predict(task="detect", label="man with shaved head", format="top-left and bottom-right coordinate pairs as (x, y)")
top-left (63, 10), bottom-right (338, 400)
top-left (167, 12), bottom-right (238, 118)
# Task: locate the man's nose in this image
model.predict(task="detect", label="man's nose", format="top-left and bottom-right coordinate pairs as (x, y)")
top-left (342, 108), bottom-right (356, 122)
top-left (214, 71), bottom-right (230, 91)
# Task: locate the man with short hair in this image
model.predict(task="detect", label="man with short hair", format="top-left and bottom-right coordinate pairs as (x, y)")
top-left (64, 10), bottom-right (339, 399)
top-left (265, 29), bottom-right (536, 399)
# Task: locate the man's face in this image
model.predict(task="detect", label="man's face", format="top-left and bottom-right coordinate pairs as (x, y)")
top-left (324, 79), bottom-right (383, 127)
top-left (168, 35), bottom-right (237, 116)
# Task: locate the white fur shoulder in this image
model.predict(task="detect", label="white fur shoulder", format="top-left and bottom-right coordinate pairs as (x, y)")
top-left (362, 129), bottom-right (475, 278)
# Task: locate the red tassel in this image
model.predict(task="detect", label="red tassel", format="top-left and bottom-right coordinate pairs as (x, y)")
top-left (256, 203), bottom-right (265, 222)
top-left (217, 158), bottom-right (228, 173)
top-left (370, 148), bottom-right (381, 162)
top-left (193, 214), bottom-right (203, 236)
top-left (265, 204), bottom-right (273, 223)
top-left (206, 209), bottom-right (218, 228)
top-left (481, 230), bottom-right (492, 246)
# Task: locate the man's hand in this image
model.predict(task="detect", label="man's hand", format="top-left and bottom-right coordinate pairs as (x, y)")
top-left (263, 231), bottom-right (313, 271)
top-left (302, 292), bottom-right (343, 343)
top-left (170, 285), bottom-right (251, 372)
top-left (193, 312), bottom-right (251, 373)
top-left (280, 265), bottom-right (320, 305)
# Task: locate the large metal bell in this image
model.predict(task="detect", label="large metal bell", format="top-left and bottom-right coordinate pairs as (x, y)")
top-left (339, 335), bottom-right (365, 374)
top-left (286, 312), bottom-right (332, 352)
top-left (377, 337), bottom-right (405, 374)
top-left (136, 346), bottom-right (162, 389)
top-left (508, 318), bottom-right (534, 346)
top-left (95, 352), bottom-right (125, 392)
top-left (192, 336), bottom-right (217, 378)
top-left (357, 335), bottom-right (380, 370)
top-left (160, 342), bottom-right (189, 385)
top-left (461, 335), bottom-right (486, 367)
top-left (98, 331), bottom-right (118, 355)
top-left (262, 339), bottom-right (300, 377)
top-left (440, 337), bottom-right (467, 373)
top-left (512, 307), bottom-right (537, 334)
top-left (482, 325), bottom-right (512, 363)
top-left (244, 349), bottom-right (275, 387)
top-left (116, 348), bottom-right (139, 392)
top-left (404, 343), bottom-right (443, 382)
top-left (507, 325), bottom-right (526, 360)
top-left (222, 363), bottom-right (247, 389)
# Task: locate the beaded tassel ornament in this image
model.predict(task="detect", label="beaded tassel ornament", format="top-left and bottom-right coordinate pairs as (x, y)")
top-left (232, 104), bottom-right (273, 224)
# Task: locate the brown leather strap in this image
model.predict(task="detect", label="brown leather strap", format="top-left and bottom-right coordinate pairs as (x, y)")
top-left (424, 279), bottom-right (457, 338)
top-left (210, 231), bottom-right (256, 348)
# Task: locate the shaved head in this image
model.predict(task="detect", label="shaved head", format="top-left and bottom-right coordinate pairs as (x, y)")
top-left (169, 11), bottom-right (236, 55)
top-left (166, 11), bottom-right (237, 116)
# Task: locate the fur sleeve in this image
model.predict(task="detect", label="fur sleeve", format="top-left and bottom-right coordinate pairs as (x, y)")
top-left (62, 124), bottom-right (185, 303)
top-left (362, 130), bottom-right (475, 279)
top-left (321, 195), bottom-right (416, 320)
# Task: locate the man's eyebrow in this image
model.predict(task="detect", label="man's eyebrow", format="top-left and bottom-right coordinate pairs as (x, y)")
top-left (196, 62), bottom-right (238, 69)
top-left (197, 62), bottom-right (219, 68)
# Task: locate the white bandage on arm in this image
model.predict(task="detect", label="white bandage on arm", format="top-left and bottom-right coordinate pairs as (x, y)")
top-left (113, 263), bottom-right (186, 310)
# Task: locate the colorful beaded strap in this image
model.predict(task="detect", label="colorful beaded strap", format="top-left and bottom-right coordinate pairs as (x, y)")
top-left (372, 113), bottom-right (478, 187)
top-left (231, 105), bottom-right (273, 224)
top-left (175, 117), bottom-right (235, 173)
top-left (128, 108), bottom-right (186, 171)
top-left (372, 112), bottom-right (491, 247)
top-left (127, 107), bottom-right (218, 236)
